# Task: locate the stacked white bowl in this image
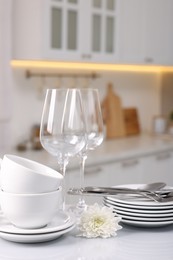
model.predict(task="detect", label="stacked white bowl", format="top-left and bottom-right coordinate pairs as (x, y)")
top-left (0, 154), bottom-right (63, 229)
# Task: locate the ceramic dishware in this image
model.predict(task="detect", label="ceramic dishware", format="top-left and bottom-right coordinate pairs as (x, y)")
top-left (0, 187), bottom-right (62, 229)
top-left (0, 154), bottom-right (63, 193)
top-left (103, 184), bottom-right (173, 228)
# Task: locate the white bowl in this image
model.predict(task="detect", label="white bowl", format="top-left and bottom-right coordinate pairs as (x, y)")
top-left (0, 154), bottom-right (63, 193)
top-left (0, 188), bottom-right (62, 229)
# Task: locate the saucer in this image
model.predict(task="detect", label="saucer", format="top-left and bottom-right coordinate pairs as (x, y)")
top-left (0, 211), bottom-right (74, 235)
top-left (121, 218), bottom-right (173, 228)
top-left (0, 224), bottom-right (75, 243)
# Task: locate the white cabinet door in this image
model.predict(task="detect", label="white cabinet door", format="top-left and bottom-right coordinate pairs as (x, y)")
top-left (119, 0), bottom-right (145, 64)
top-left (119, 0), bottom-right (173, 65)
top-left (43, 0), bottom-right (83, 61)
top-left (144, 0), bottom-right (173, 66)
top-left (12, 0), bottom-right (44, 60)
top-left (85, 0), bottom-right (119, 63)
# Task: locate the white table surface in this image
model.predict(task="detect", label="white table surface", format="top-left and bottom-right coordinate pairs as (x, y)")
top-left (0, 222), bottom-right (173, 260)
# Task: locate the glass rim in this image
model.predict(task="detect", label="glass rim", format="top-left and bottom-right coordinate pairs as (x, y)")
top-left (45, 88), bottom-right (99, 91)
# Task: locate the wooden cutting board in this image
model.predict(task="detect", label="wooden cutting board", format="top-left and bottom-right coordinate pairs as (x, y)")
top-left (123, 108), bottom-right (140, 136)
top-left (101, 83), bottom-right (126, 139)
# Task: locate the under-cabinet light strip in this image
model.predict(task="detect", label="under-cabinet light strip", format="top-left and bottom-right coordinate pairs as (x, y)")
top-left (10, 60), bottom-right (173, 73)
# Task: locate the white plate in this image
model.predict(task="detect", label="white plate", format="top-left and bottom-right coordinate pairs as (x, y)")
top-left (104, 199), bottom-right (173, 214)
top-left (104, 201), bottom-right (173, 220)
top-left (0, 211), bottom-right (74, 235)
top-left (121, 218), bottom-right (173, 228)
top-left (105, 184), bottom-right (173, 209)
top-left (0, 224), bottom-right (75, 243)
top-left (116, 212), bottom-right (173, 222)
top-left (105, 196), bottom-right (173, 209)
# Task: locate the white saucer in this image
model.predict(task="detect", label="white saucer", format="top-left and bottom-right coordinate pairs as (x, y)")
top-left (106, 196), bottom-right (173, 208)
top-left (104, 201), bottom-right (173, 217)
top-left (104, 198), bottom-right (173, 214)
top-left (0, 224), bottom-right (75, 243)
top-left (121, 218), bottom-right (173, 228)
top-left (116, 212), bottom-right (173, 222)
top-left (0, 211), bottom-right (74, 235)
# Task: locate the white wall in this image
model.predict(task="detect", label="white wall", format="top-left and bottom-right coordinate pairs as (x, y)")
top-left (0, 0), bottom-right (13, 154)
top-left (10, 69), bottom-right (162, 150)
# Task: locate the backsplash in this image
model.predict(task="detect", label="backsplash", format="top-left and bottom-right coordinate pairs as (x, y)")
top-left (9, 69), bottom-right (162, 152)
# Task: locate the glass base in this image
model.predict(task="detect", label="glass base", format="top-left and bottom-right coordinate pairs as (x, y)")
top-left (67, 200), bottom-right (87, 222)
top-left (76, 199), bottom-right (87, 211)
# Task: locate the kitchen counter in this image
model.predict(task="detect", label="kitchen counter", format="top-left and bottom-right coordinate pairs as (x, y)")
top-left (9, 134), bottom-right (173, 170)
top-left (0, 223), bottom-right (172, 260)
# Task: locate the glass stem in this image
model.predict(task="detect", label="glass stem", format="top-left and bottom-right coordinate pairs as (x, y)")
top-left (80, 154), bottom-right (87, 190)
top-left (77, 154), bottom-right (87, 209)
top-left (59, 159), bottom-right (68, 211)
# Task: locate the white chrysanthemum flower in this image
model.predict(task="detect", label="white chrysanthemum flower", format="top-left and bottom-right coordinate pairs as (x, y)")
top-left (78, 203), bottom-right (122, 238)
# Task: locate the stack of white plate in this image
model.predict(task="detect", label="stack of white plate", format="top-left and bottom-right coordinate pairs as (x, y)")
top-left (0, 211), bottom-right (75, 243)
top-left (103, 184), bottom-right (173, 228)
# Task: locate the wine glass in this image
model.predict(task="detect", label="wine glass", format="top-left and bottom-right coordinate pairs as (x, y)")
top-left (40, 88), bottom-right (86, 209)
top-left (76, 88), bottom-right (104, 212)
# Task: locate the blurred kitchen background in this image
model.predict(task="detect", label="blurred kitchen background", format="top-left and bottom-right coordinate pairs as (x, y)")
top-left (1, 0), bottom-right (173, 169)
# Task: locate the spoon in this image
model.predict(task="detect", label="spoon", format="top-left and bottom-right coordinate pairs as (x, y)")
top-left (137, 182), bottom-right (166, 192)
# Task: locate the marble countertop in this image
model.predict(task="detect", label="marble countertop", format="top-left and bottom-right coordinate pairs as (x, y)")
top-left (9, 133), bottom-right (173, 170)
top-left (0, 223), bottom-right (172, 260)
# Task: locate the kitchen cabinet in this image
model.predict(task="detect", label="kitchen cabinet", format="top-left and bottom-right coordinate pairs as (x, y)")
top-left (12, 0), bottom-right (44, 60)
top-left (119, 0), bottom-right (173, 65)
top-left (12, 0), bottom-right (173, 65)
top-left (83, 0), bottom-right (119, 63)
top-left (43, 0), bottom-right (82, 61)
top-left (143, 0), bottom-right (173, 66)
top-left (118, 0), bottom-right (145, 64)
top-left (12, 0), bottom-right (119, 63)
top-left (140, 150), bottom-right (173, 185)
top-left (65, 149), bottom-right (173, 204)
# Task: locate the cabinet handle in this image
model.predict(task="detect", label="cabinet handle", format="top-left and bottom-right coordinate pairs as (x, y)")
top-left (156, 152), bottom-right (171, 161)
top-left (121, 159), bottom-right (139, 168)
top-left (81, 54), bottom-right (92, 59)
top-left (144, 57), bottom-right (154, 63)
top-left (81, 54), bottom-right (87, 59)
top-left (86, 54), bottom-right (92, 59)
top-left (85, 167), bottom-right (102, 174)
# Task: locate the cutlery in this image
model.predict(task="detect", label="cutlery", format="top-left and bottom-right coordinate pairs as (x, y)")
top-left (68, 188), bottom-right (173, 202)
top-left (82, 182), bottom-right (166, 193)
top-left (68, 182), bottom-right (166, 196)
top-left (68, 182), bottom-right (173, 202)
